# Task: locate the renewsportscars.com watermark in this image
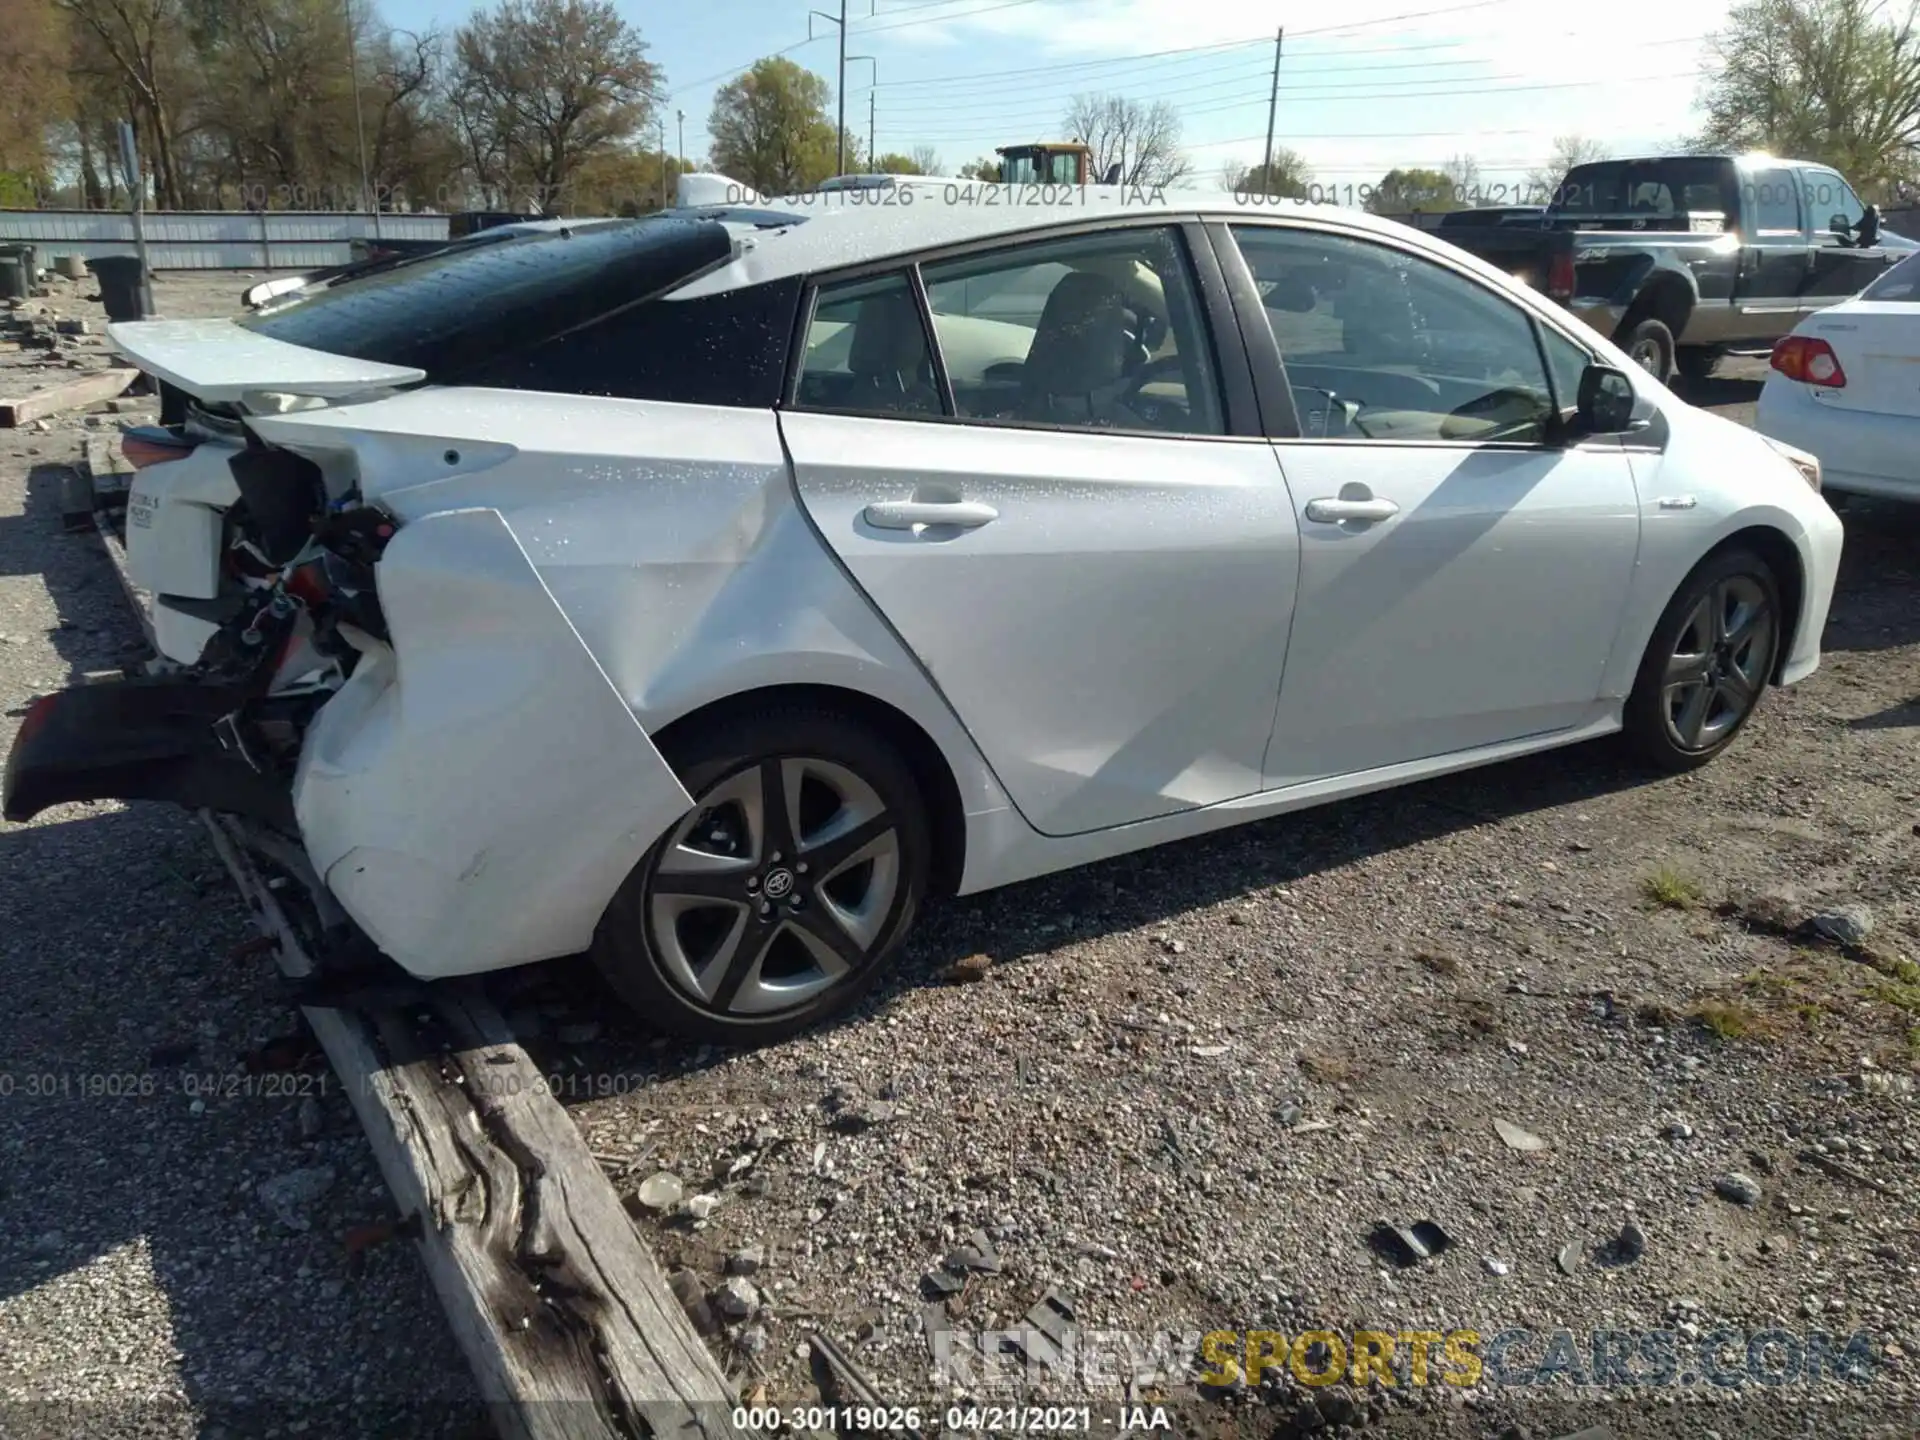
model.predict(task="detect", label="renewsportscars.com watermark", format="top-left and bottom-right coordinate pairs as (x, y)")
top-left (930, 1325), bottom-right (1882, 1396)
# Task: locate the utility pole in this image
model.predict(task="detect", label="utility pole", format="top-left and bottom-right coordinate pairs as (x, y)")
top-left (345, 0), bottom-right (379, 236)
top-left (659, 111), bottom-right (670, 210)
top-left (809, 1), bottom-right (872, 179)
top-left (1260, 27), bottom-right (1283, 193)
top-left (847, 55), bottom-right (876, 170)
top-left (677, 109), bottom-right (685, 176)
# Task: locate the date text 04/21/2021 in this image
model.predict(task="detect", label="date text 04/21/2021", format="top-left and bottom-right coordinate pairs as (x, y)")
top-left (731, 1406), bottom-right (1144, 1433)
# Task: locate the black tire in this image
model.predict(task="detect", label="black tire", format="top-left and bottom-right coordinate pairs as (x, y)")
top-left (1619, 316), bottom-right (1676, 382)
top-left (1622, 547), bottom-right (1783, 773)
top-left (592, 707), bottom-right (930, 1044)
top-left (1673, 346), bottom-right (1719, 382)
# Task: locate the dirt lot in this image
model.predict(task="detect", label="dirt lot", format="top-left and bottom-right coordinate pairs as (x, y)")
top-left (1, 272), bottom-right (1916, 1440)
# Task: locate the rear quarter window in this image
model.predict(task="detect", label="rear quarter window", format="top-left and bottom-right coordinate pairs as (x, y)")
top-left (1863, 250), bottom-right (1920, 301)
top-left (449, 276), bottom-right (805, 409)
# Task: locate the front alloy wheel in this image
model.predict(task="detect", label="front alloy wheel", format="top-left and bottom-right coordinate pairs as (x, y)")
top-left (1660, 575), bottom-right (1775, 754)
top-left (1623, 547), bottom-right (1782, 772)
top-left (593, 709), bottom-right (929, 1042)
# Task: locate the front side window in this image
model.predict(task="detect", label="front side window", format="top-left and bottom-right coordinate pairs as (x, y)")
top-left (1805, 168), bottom-right (1867, 242)
top-left (1230, 223), bottom-right (1558, 444)
top-left (919, 225), bottom-right (1225, 435)
top-left (793, 271), bottom-right (943, 418)
top-left (1001, 154), bottom-right (1037, 184)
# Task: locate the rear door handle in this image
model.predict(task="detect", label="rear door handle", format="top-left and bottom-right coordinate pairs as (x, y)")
top-left (1304, 496), bottom-right (1399, 524)
top-left (862, 500), bottom-right (999, 530)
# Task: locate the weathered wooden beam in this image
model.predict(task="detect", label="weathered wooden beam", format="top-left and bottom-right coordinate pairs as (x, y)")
top-left (0, 366), bottom-right (136, 427)
top-left (86, 501), bottom-right (749, 1440)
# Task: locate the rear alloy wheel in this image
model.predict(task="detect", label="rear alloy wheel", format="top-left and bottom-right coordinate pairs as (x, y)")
top-left (1623, 548), bottom-right (1782, 772)
top-left (592, 710), bottom-right (929, 1042)
top-left (1620, 317), bottom-right (1676, 382)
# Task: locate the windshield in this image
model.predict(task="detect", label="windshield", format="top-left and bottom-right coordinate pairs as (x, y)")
top-left (1551, 159), bottom-right (1732, 217)
top-left (235, 217), bottom-right (735, 379)
top-left (1863, 249), bottom-right (1920, 301)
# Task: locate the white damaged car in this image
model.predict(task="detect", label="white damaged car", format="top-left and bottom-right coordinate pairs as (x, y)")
top-left (4, 195), bottom-right (1844, 1040)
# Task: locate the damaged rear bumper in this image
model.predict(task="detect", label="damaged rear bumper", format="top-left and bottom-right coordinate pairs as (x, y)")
top-left (2, 676), bottom-right (295, 831)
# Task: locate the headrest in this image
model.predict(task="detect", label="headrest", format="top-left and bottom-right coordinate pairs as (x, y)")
top-left (847, 290), bottom-right (928, 378)
top-left (1023, 272), bottom-right (1134, 394)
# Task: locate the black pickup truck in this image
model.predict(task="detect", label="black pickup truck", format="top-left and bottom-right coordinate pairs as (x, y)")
top-left (1440, 153), bottom-right (1915, 380)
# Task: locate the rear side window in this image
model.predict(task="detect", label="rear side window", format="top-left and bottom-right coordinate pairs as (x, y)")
top-left (1748, 168), bottom-right (1801, 235)
top-left (451, 277), bottom-right (804, 408)
top-left (793, 272), bottom-right (944, 418)
top-left (1863, 250), bottom-right (1920, 300)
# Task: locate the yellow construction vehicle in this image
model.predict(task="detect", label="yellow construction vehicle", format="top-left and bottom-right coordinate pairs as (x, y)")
top-left (994, 141), bottom-right (1118, 186)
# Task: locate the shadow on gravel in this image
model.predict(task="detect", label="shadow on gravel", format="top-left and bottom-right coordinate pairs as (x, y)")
top-left (0, 809), bottom-right (485, 1439)
top-left (1826, 498), bottom-right (1920, 655)
top-left (1670, 371), bottom-right (1763, 408)
top-left (0, 461), bottom-right (149, 682)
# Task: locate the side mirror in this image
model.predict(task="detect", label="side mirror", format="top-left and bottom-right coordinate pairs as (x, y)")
top-left (1830, 213), bottom-right (1853, 239)
top-left (1576, 363), bottom-right (1637, 433)
top-left (1101, 162), bottom-right (1122, 186)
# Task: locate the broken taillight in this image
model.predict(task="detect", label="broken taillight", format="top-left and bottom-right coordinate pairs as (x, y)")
top-left (121, 425), bottom-right (200, 470)
top-left (1770, 334), bottom-right (1848, 387)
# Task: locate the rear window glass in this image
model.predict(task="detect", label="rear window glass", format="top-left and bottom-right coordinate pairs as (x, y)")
top-left (1551, 160), bottom-right (1732, 217)
top-left (235, 218), bottom-right (736, 379)
top-left (1863, 250), bottom-right (1920, 301)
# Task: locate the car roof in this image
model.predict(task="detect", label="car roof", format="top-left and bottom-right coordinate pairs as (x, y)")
top-left (669, 187), bottom-right (1427, 297)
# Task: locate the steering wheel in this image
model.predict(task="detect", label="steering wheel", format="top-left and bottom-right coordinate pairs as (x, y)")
top-left (1115, 354), bottom-right (1189, 415)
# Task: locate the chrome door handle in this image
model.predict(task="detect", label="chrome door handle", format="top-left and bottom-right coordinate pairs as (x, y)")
top-left (1304, 496), bottom-right (1399, 524)
top-left (862, 499), bottom-right (999, 530)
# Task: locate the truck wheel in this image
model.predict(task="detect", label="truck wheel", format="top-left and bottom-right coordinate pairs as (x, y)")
top-left (1620, 317), bottom-right (1675, 382)
top-left (1674, 346), bottom-right (1719, 382)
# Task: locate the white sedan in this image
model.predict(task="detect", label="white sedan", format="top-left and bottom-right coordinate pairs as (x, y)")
top-left (4, 193), bottom-right (1843, 1042)
top-left (1756, 249), bottom-right (1920, 504)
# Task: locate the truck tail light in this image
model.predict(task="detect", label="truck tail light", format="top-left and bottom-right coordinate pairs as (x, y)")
top-left (1770, 335), bottom-right (1848, 387)
top-left (1547, 251), bottom-right (1576, 301)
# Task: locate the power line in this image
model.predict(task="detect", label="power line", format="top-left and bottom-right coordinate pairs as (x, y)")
top-left (917, 69), bottom-right (1699, 141)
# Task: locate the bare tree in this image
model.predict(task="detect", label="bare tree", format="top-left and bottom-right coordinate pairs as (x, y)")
top-left (57, 0), bottom-right (198, 206)
top-left (1443, 152), bottom-right (1481, 198)
top-left (1696, 0), bottom-right (1920, 195)
top-left (911, 143), bottom-right (941, 175)
top-left (452, 0), bottom-right (658, 212)
top-left (1222, 149), bottom-right (1311, 198)
top-left (1062, 92), bottom-right (1193, 188)
top-left (1527, 134), bottom-right (1611, 201)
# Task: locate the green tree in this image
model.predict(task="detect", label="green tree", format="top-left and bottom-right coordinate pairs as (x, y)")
top-left (1366, 166), bottom-right (1456, 214)
top-left (0, 0), bottom-right (67, 195)
top-left (871, 151), bottom-right (923, 174)
top-left (451, 0), bottom-right (659, 212)
top-left (1696, 0), bottom-right (1920, 196)
top-left (956, 155), bottom-right (1000, 181)
top-left (1223, 149), bottom-right (1312, 198)
top-left (708, 56), bottom-right (839, 193)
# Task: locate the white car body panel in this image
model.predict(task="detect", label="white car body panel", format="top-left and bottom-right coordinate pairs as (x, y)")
top-left (123, 438), bottom-right (241, 602)
top-left (1263, 441), bottom-right (1641, 785)
top-left (294, 506), bottom-right (695, 976)
top-left (77, 194), bottom-right (1847, 991)
top-left (782, 411), bottom-right (1299, 836)
top-left (107, 317), bottom-right (425, 401)
top-left (1756, 298), bottom-right (1920, 502)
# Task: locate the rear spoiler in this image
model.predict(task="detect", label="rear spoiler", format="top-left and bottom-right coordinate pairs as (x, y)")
top-left (108, 317), bottom-right (426, 405)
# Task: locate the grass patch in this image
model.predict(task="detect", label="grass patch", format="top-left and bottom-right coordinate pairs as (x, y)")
top-left (1642, 867), bottom-right (1702, 910)
top-left (1870, 981), bottom-right (1920, 1016)
top-left (1690, 1000), bottom-right (1765, 1041)
top-left (1907, 1028), bottom-right (1920, 1063)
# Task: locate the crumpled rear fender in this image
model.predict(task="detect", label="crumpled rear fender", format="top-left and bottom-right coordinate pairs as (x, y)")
top-left (294, 506), bottom-right (694, 977)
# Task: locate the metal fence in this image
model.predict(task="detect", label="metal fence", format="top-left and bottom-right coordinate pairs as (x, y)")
top-left (0, 210), bottom-right (450, 270)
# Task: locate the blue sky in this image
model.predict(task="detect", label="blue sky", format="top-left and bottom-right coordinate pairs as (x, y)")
top-left (374, 0), bottom-right (1730, 197)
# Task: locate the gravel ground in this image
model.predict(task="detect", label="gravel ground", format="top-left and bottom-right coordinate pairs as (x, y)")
top-left (0, 270), bottom-right (482, 1439)
top-left (2, 271), bottom-right (1917, 1440)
